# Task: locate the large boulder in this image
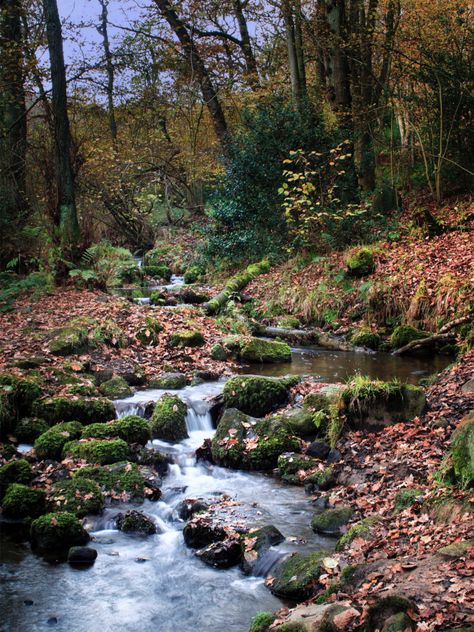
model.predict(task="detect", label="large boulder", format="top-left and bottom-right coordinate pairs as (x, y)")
top-left (34, 421), bottom-right (83, 460)
top-left (81, 415), bottom-right (151, 446)
top-left (239, 338), bottom-right (292, 364)
top-left (30, 512), bottom-right (90, 550)
top-left (211, 409), bottom-right (299, 470)
top-left (32, 397), bottom-right (115, 425)
top-left (183, 517), bottom-right (226, 548)
top-left (196, 539), bottom-right (242, 569)
top-left (223, 376), bottom-right (296, 417)
top-left (269, 551), bottom-right (330, 600)
top-left (151, 394), bottom-right (188, 442)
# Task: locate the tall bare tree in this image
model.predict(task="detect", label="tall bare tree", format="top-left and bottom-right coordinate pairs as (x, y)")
top-left (97, 0), bottom-right (117, 142)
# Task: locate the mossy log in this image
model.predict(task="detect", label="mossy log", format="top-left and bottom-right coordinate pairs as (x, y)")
top-left (203, 260), bottom-right (270, 315)
top-left (392, 316), bottom-right (471, 356)
top-left (252, 324), bottom-right (355, 352)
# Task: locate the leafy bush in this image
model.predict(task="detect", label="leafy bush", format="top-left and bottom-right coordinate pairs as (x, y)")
top-left (70, 241), bottom-right (141, 289)
top-left (0, 271), bottom-right (54, 313)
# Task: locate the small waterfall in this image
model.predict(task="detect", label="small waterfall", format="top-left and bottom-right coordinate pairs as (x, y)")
top-left (186, 407), bottom-right (213, 432)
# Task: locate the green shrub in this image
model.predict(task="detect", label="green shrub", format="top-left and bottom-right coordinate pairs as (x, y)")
top-left (78, 241), bottom-right (141, 288)
top-left (0, 459), bottom-right (33, 500)
top-left (63, 438), bottom-right (130, 465)
top-left (1, 483), bottom-right (46, 519)
top-left (183, 266), bottom-right (204, 284)
top-left (143, 264), bottom-right (171, 280)
top-left (48, 478), bottom-right (104, 516)
top-left (34, 421), bottom-right (83, 460)
top-left (30, 511), bottom-right (90, 550)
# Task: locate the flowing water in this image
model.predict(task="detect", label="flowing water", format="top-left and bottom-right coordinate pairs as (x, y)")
top-left (0, 350), bottom-right (450, 632)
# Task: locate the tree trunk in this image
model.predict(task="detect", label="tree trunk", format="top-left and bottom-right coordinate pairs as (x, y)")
top-left (42, 0), bottom-right (79, 249)
top-left (319, 0), bottom-right (351, 115)
top-left (154, 0), bottom-right (229, 155)
top-left (282, 0), bottom-right (302, 107)
top-left (98, 0), bottom-right (117, 142)
top-left (0, 0), bottom-right (27, 260)
top-left (293, 0), bottom-right (307, 101)
top-left (232, 0), bottom-right (259, 89)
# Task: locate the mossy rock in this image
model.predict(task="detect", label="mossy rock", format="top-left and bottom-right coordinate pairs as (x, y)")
top-left (143, 264), bottom-right (172, 280)
top-left (48, 478), bottom-right (104, 517)
top-left (278, 452), bottom-right (317, 477)
top-left (249, 612), bottom-right (276, 632)
top-left (245, 419), bottom-right (300, 470)
top-left (311, 507), bottom-right (354, 536)
top-left (240, 525), bottom-right (285, 575)
top-left (278, 316), bottom-right (301, 329)
top-left (151, 394), bottom-right (188, 442)
top-left (48, 325), bottom-right (90, 356)
top-left (0, 459), bottom-right (32, 500)
top-left (0, 374), bottom-right (42, 435)
top-left (394, 489), bottom-right (424, 513)
top-left (281, 409), bottom-right (317, 438)
top-left (99, 376), bottom-right (133, 399)
top-left (303, 386), bottom-right (345, 414)
top-left (346, 247), bottom-right (375, 277)
top-left (148, 372), bottom-right (187, 390)
top-left (336, 516), bottom-right (381, 551)
top-left (183, 266), bottom-right (204, 284)
top-left (223, 376), bottom-right (291, 417)
top-left (32, 397), bottom-right (115, 426)
top-left (351, 329), bottom-right (381, 350)
top-left (112, 415), bottom-right (151, 445)
top-left (364, 596), bottom-right (416, 632)
top-left (135, 316), bottom-right (163, 346)
top-left (91, 320), bottom-right (128, 348)
top-left (73, 462), bottom-right (145, 501)
top-left (211, 344), bottom-right (228, 361)
top-left (63, 438), bottom-right (130, 465)
top-left (341, 377), bottom-right (425, 431)
top-left (437, 539), bottom-right (473, 559)
top-left (304, 467), bottom-right (335, 491)
top-left (34, 421), bottom-right (83, 460)
top-left (168, 330), bottom-right (205, 348)
top-left (451, 412), bottom-right (474, 488)
top-left (30, 511), bottom-right (90, 550)
top-left (270, 551), bottom-right (329, 600)
top-left (381, 612), bottom-right (415, 632)
top-left (211, 409), bottom-right (248, 468)
top-left (116, 509), bottom-right (157, 534)
top-left (1, 483), bottom-right (46, 519)
top-left (14, 417), bottom-right (49, 443)
top-left (390, 325), bottom-right (427, 350)
top-left (239, 338), bottom-right (292, 364)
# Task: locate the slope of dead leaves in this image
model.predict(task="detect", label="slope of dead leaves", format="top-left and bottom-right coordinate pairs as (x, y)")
top-left (284, 350), bottom-right (474, 631)
top-left (0, 288), bottom-right (233, 386)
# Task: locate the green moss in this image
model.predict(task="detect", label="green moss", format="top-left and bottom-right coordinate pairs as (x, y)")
top-left (73, 462), bottom-right (145, 500)
top-left (303, 386), bottom-right (344, 414)
top-left (48, 478), bottom-right (104, 517)
top-left (240, 338), bottom-right (292, 363)
top-left (211, 344), bottom-right (228, 361)
top-left (112, 415), bottom-right (151, 445)
top-left (248, 612), bottom-right (276, 632)
top-left (223, 376), bottom-right (290, 417)
top-left (15, 417), bottom-right (49, 443)
top-left (390, 325), bottom-right (427, 349)
top-left (143, 264), bottom-right (171, 280)
top-left (282, 410), bottom-right (317, 438)
top-left (30, 512), bottom-right (90, 550)
top-left (99, 376), bottom-right (133, 399)
top-left (211, 409), bottom-right (248, 468)
top-left (149, 290), bottom-right (167, 306)
top-left (151, 395), bottom-right (188, 441)
top-left (336, 516), bottom-right (380, 551)
top-left (394, 489), bottom-right (424, 513)
top-left (184, 266), bottom-right (204, 284)
top-left (32, 397), bottom-right (115, 425)
top-left (48, 325), bottom-right (90, 356)
top-left (271, 551), bottom-right (328, 600)
top-left (168, 330), bottom-right (205, 348)
top-left (34, 421), bottom-right (83, 460)
top-left (351, 329), bottom-right (381, 350)
top-left (91, 320), bottom-right (128, 348)
top-left (63, 438), bottom-right (130, 465)
top-left (346, 247), bottom-right (375, 277)
top-left (0, 459), bottom-right (32, 500)
top-left (245, 423), bottom-right (299, 470)
top-left (0, 374), bottom-right (42, 435)
top-left (275, 625), bottom-right (306, 632)
top-left (1, 483), bottom-right (45, 518)
top-left (364, 596), bottom-right (415, 632)
top-left (311, 507), bottom-right (354, 536)
top-left (278, 316), bottom-right (301, 329)
top-left (451, 413), bottom-right (474, 488)
top-left (278, 453), bottom-right (317, 477)
top-left (148, 373), bottom-right (187, 389)
top-left (437, 539), bottom-right (473, 558)
top-left (135, 316), bottom-right (163, 346)
top-left (304, 467), bottom-right (334, 488)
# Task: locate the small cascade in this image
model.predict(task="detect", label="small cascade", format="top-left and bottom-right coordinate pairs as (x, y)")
top-left (185, 407), bottom-right (213, 433)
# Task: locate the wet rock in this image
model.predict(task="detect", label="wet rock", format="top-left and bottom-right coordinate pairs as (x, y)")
top-left (116, 510), bottom-right (157, 535)
top-left (311, 507), bottom-right (354, 536)
top-left (67, 546), bottom-right (98, 566)
top-left (134, 448), bottom-right (170, 475)
top-left (381, 611), bottom-right (415, 631)
top-left (195, 438), bottom-right (214, 463)
top-left (222, 376), bottom-right (296, 417)
top-left (138, 465), bottom-right (162, 500)
top-left (461, 379), bottom-right (474, 394)
top-left (196, 539), bottom-right (242, 569)
top-left (151, 394), bottom-right (188, 442)
top-left (306, 440), bottom-right (331, 459)
top-left (312, 496), bottom-right (330, 512)
top-left (240, 525), bottom-right (285, 575)
top-left (365, 595), bottom-right (417, 631)
top-left (269, 551), bottom-right (330, 600)
top-left (30, 512), bottom-right (90, 551)
top-left (326, 448), bottom-right (342, 463)
top-left (177, 498), bottom-right (210, 521)
top-left (183, 517), bottom-right (226, 548)
top-left (149, 372), bottom-right (187, 390)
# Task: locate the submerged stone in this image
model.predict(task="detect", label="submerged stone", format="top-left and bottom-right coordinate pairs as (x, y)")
top-left (67, 546), bottom-right (98, 566)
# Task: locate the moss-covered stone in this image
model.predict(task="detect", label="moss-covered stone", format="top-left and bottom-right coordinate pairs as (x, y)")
top-left (270, 551), bottom-right (329, 600)
top-left (311, 507), bottom-right (354, 536)
top-left (336, 516), bottom-right (381, 551)
top-left (437, 539), bottom-right (473, 559)
top-left (278, 316), bottom-right (301, 329)
top-left (183, 266), bottom-right (204, 284)
top-left (240, 525), bottom-right (285, 575)
top-left (303, 467), bottom-right (335, 491)
top-left (99, 376), bottom-right (133, 399)
top-left (135, 316), bottom-right (163, 346)
top-left (34, 421), bottom-right (83, 460)
top-left (351, 329), bottom-right (381, 350)
top-left (223, 376), bottom-right (291, 417)
top-left (303, 386), bottom-right (345, 414)
top-left (281, 409), bottom-right (317, 438)
top-left (91, 320), bottom-right (128, 348)
top-left (148, 372), bottom-right (187, 389)
top-left (240, 338), bottom-right (292, 364)
top-left (32, 397), bottom-right (115, 426)
top-left (278, 452), bottom-right (317, 477)
top-left (1, 483), bottom-right (46, 518)
top-left (63, 438), bottom-right (129, 465)
top-left (112, 415), bottom-right (151, 445)
top-left (151, 394), bottom-right (188, 442)
top-left (248, 612), bottom-right (276, 632)
top-left (0, 374), bottom-right (42, 435)
top-left (48, 324), bottom-right (90, 356)
top-left (394, 489), bottom-right (424, 513)
top-left (451, 413), bottom-right (474, 488)
top-left (30, 511), bottom-right (90, 550)
top-left (116, 509), bottom-right (157, 534)
top-left (168, 330), bottom-right (205, 348)
top-left (246, 419), bottom-right (300, 470)
top-left (143, 264), bottom-right (171, 280)
top-left (346, 247), bottom-right (375, 277)
top-left (48, 478), bottom-right (104, 517)
top-left (0, 459), bottom-right (32, 500)
top-left (364, 596), bottom-right (416, 632)
top-left (211, 343), bottom-right (228, 361)
top-left (14, 417), bottom-right (49, 443)
top-left (341, 377), bottom-right (426, 431)
top-left (390, 325), bottom-right (427, 349)
top-left (381, 612), bottom-right (415, 632)
top-left (73, 462), bottom-right (145, 500)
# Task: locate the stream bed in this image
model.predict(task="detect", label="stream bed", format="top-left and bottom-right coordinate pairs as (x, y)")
top-left (0, 349), bottom-right (451, 632)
